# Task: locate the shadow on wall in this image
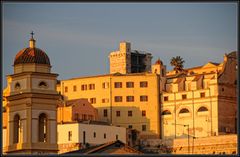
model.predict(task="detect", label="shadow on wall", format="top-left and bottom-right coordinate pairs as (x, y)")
top-left (96, 106), bottom-right (154, 136)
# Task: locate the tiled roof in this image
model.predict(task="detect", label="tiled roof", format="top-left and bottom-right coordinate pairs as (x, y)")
top-left (14, 47), bottom-right (50, 65)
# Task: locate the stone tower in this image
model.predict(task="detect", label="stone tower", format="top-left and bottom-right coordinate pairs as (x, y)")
top-left (109, 41), bottom-right (131, 74)
top-left (109, 41), bottom-right (152, 74)
top-left (5, 33), bottom-right (59, 154)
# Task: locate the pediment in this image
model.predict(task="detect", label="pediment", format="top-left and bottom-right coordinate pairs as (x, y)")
top-left (202, 62), bottom-right (219, 68)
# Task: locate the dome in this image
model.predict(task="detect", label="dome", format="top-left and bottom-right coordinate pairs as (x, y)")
top-left (14, 32), bottom-right (50, 66)
top-left (14, 47), bottom-right (50, 66)
top-left (155, 58), bottom-right (162, 65)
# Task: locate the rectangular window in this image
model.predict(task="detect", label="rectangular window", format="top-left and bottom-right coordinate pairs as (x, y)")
top-left (182, 94), bottom-right (187, 100)
top-left (114, 82), bottom-right (122, 88)
top-left (140, 81), bottom-right (148, 88)
top-left (93, 132), bottom-right (96, 138)
top-left (200, 92), bottom-right (205, 98)
top-left (126, 96), bottom-right (134, 102)
top-left (164, 96), bottom-right (168, 101)
top-left (128, 111), bottom-right (132, 117)
top-left (88, 115), bottom-right (93, 120)
top-left (68, 131), bottom-right (72, 141)
top-left (89, 84), bottom-right (95, 90)
top-left (128, 125), bottom-right (132, 129)
top-left (82, 114), bottom-right (87, 120)
top-left (114, 96), bottom-right (122, 102)
top-left (142, 125), bottom-right (146, 131)
top-left (73, 85), bottom-right (77, 92)
top-left (140, 95), bottom-right (148, 102)
top-left (81, 84), bottom-right (87, 91)
top-left (142, 110), bottom-right (146, 117)
top-left (116, 111), bottom-right (121, 117)
top-left (126, 82), bottom-right (134, 88)
top-left (102, 98), bottom-right (109, 103)
top-left (65, 86), bottom-right (68, 93)
top-left (104, 133), bottom-right (106, 139)
top-left (74, 113), bottom-right (79, 121)
top-left (90, 98), bottom-right (96, 104)
top-left (102, 82), bottom-right (109, 89)
top-left (116, 135), bottom-right (118, 140)
top-left (103, 109), bottom-right (108, 117)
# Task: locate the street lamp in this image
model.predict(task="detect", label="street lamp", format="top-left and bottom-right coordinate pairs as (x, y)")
top-left (172, 123), bottom-right (190, 154)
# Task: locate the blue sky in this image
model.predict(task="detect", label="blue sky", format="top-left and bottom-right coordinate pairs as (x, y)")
top-left (2, 3), bottom-right (237, 88)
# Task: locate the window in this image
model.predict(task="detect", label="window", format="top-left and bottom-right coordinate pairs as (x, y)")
top-left (182, 94), bottom-right (187, 100)
top-left (88, 115), bottom-right (93, 120)
top-left (13, 114), bottom-right (20, 143)
top-left (102, 98), bottom-right (109, 103)
top-left (90, 98), bottom-right (96, 104)
top-left (126, 96), bottom-right (134, 102)
top-left (81, 84), bottom-right (87, 91)
top-left (128, 125), bottom-right (132, 129)
top-left (162, 110), bottom-right (171, 115)
top-left (68, 131), bottom-right (72, 141)
top-left (65, 86), bottom-right (68, 93)
top-left (114, 96), bottom-right (122, 102)
top-left (103, 109), bottom-right (108, 117)
top-left (162, 69), bottom-right (165, 76)
top-left (114, 82), bottom-right (122, 88)
top-left (197, 106), bottom-right (208, 112)
top-left (89, 84), bottom-right (95, 90)
top-left (128, 111), bottom-right (132, 117)
top-left (82, 114), bottom-right (87, 120)
top-left (39, 81), bottom-right (47, 88)
top-left (142, 125), bottom-right (146, 131)
top-left (15, 82), bottom-right (21, 90)
top-left (200, 92), bottom-right (205, 98)
top-left (164, 96), bottom-right (168, 101)
top-left (39, 113), bottom-right (47, 142)
top-left (179, 108), bottom-right (189, 114)
top-left (93, 132), bottom-right (96, 138)
top-left (73, 85), bottom-right (77, 92)
top-left (140, 95), bottom-right (148, 102)
top-left (104, 133), bottom-right (106, 139)
top-left (142, 110), bottom-right (146, 117)
top-left (140, 81), bottom-right (148, 87)
top-left (116, 111), bottom-right (121, 117)
top-left (102, 82), bottom-right (109, 89)
top-left (74, 113), bottom-right (79, 121)
top-left (126, 82), bottom-right (134, 88)
top-left (116, 135), bottom-right (119, 140)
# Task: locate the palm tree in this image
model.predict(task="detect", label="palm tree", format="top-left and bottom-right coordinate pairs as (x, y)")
top-left (170, 56), bottom-right (185, 73)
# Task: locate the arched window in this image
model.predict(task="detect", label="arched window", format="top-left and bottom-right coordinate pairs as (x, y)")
top-left (179, 108), bottom-right (189, 114)
top-left (39, 81), bottom-right (47, 88)
top-left (15, 82), bottom-right (21, 90)
top-left (162, 110), bottom-right (171, 115)
top-left (197, 106), bottom-right (208, 112)
top-left (13, 114), bottom-right (20, 143)
top-left (39, 113), bottom-right (47, 142)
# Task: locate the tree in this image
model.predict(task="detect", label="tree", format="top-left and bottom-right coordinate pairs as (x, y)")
top-left (170, 56), bottom-right (185, 73)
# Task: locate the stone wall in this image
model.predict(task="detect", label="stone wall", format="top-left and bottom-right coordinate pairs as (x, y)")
top-left (173, 134), bottom-right (237, 154)
top-left (141, 134), bottom-right (237, 155)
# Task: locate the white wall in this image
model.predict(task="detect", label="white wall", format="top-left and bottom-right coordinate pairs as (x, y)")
top-left (57, 123), bottom-right (126, 145)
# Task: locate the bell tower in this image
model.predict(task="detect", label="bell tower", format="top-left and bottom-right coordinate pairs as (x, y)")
top-left (5, 33), bottom-right (59, 154)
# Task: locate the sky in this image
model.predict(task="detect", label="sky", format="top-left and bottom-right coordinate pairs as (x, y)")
top-left (2, 3), bottom-right (238, 88)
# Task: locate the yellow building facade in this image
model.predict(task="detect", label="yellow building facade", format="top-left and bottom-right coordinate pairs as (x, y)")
top-left (2, 39), bottom-right (237, 154)
top-left (57, 42), bottom-right (237, 141)
top-left (161, 52), bottom-right (237, 139)
top-left (58, 73), bottom-right (161, 139)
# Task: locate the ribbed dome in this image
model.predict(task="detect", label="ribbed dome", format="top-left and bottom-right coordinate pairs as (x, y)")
top-left (14, 47), bottom-right (50, 66)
